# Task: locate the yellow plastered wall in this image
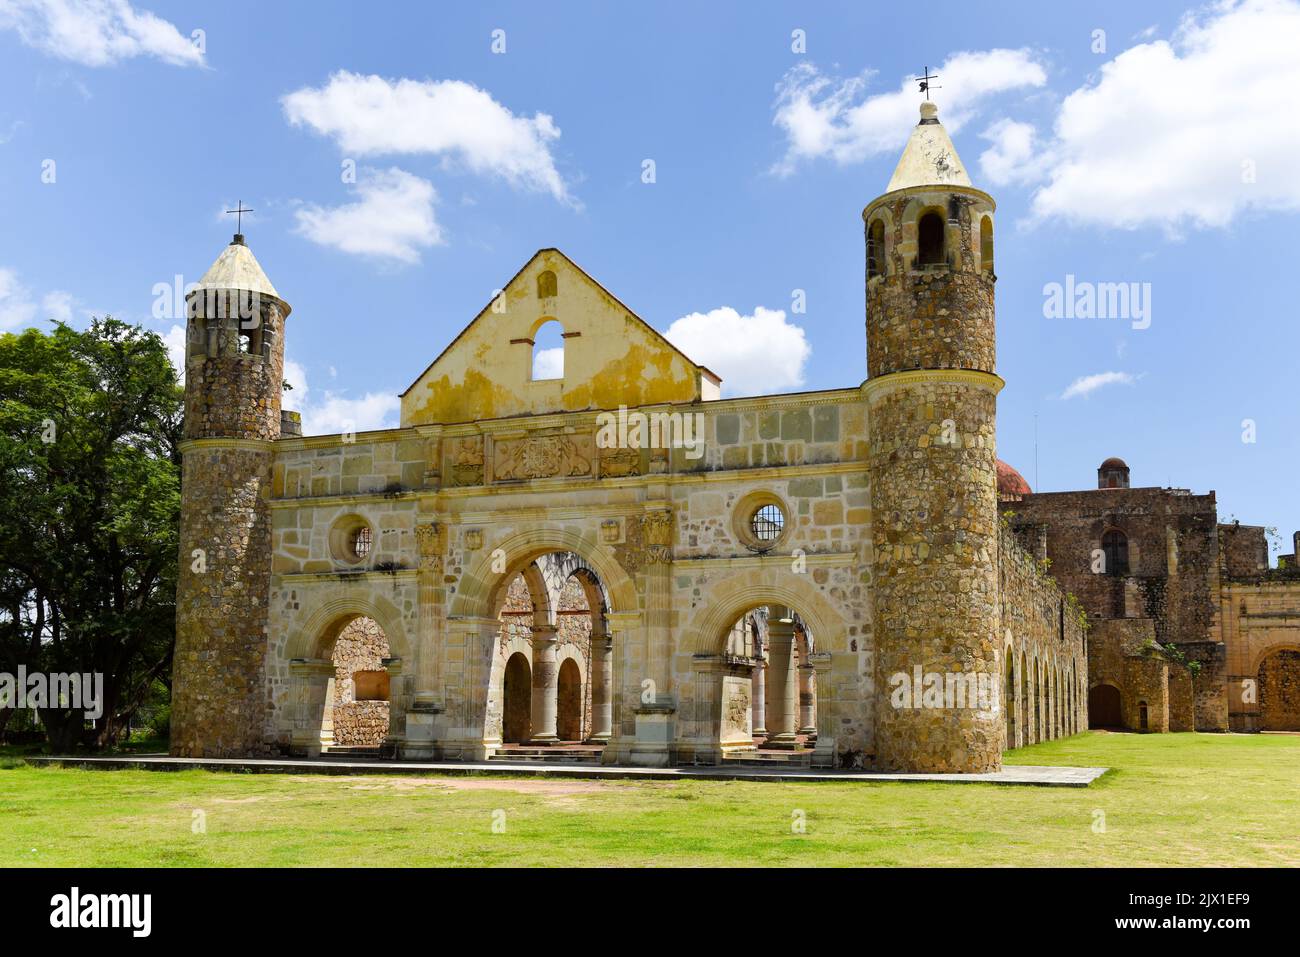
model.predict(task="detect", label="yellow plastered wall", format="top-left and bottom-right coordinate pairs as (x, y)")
top-left (400, 250), bottom-right (712, 426)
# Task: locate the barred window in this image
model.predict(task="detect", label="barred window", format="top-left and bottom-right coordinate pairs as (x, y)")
top-left (350, 525), bottom-right (373, 561)
top-left (751, 504), bottom-right (785, 542)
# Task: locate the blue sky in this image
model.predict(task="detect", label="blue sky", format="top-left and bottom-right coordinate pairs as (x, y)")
top-left (1, 0), bottom-right (1297, 556)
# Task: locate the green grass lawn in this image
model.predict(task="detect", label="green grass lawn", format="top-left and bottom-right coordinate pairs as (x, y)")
top-left (1, 732), bottom-right (1297, 867)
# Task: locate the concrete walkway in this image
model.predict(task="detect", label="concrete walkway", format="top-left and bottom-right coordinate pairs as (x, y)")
top-left (28, 754), bottom-right (1108, 787)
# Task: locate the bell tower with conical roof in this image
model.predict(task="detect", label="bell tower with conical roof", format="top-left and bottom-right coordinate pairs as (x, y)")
top-left (170, 234), bottom-right (292, 757)
top-left (864, 101), bottom-right (1004, 772)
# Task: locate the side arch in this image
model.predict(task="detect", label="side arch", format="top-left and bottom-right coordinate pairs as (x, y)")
top-left (286, 593), bottom-right (411, 663)
top-left (678, 569), bottom-right (849, 657)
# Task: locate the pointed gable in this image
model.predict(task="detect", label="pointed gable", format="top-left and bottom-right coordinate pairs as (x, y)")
top-left (400, 249), bottom-right (720, 427)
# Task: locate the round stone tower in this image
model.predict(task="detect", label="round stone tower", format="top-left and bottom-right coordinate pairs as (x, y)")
top-left (864, 101), bottom-right (1003, 772)
top-left (170, 233), bottom-right (291, 757)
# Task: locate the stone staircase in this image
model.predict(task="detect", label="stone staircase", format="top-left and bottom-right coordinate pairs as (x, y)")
top-left (487, 746), bottom-right (606, 765)
top-left (721, 749), bottom-right (814, 769)
top-left (321, 745), bottom-right (391, 759)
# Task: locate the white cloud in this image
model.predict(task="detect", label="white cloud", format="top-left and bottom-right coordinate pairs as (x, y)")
top-left (0, 0), bottom-right (204, 67)
top-left (161, 322), bottom-right (185, 381)
top-left (1028, 0), bottom-right (1300, 230)
top-left (278, 359), bottom-right (398, 436)
top-left (294, 167), bottom-right (441, 264)
top-left (1059, 370), bottom-right (1140, 400)
top-left (41, 289), bottom-right (73, 323)
top-left (282, 358), bottom-right (308, 400)
top-left (663, 306), bottom-right (810, 397)
top-left (771, 49), bottom-right (1047, 174)
top-left (282, 71), bottom-right (571, 203)
top-left (0, 267), bottom-right (73, 330)
top-left (978, 118), bottom-right (1040, 186)
top-left (532, 347), bottom-right (563, 380)
top-left (0, 268), bottom-right (37, 329)
top-left (299, 392), bottom-right (400, 436)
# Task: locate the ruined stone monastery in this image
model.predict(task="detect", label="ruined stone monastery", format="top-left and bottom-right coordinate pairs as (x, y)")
top-left (170, 102), bottom-right (1300, 772)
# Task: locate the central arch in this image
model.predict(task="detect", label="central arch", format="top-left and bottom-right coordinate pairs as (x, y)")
top-left (449, 524), bottom-right (637, 620)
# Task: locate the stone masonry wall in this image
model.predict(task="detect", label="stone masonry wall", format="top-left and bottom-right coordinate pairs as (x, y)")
top-left (330, 616), bottom-right (390, 747)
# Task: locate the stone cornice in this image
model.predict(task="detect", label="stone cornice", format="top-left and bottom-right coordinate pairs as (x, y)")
top-left (267, 459), bottom-right (868, 511)
top-left (861, 368), bottom-right (1005, 402)
top-left (673, 550), bottom-right (858, 571)
top-left (277, 569), bottom-right (419, 586)
top-left (274, 389), bottom-right (866, 452)
top-left (863, 183), bottom-right (997, 218)
top-left (180, 437), bottom-right (276, 454)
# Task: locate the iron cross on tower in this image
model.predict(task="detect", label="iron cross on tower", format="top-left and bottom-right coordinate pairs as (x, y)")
top-left (917, 66), bottom-right (941, 100)
top-left (225, 201), bottom-right (254, 237)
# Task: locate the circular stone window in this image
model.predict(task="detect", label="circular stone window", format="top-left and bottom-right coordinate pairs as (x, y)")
top-left (330, 515), bottom-right (374, 566)
top-left (733, 492), bottom-right (791, 552)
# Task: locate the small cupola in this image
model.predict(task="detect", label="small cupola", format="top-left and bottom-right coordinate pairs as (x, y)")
top-left (1098, 457), bottom-right (1130, 489)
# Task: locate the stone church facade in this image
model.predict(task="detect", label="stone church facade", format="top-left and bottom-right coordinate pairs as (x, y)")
top-left (171, 101), bottom-right (1138, 773)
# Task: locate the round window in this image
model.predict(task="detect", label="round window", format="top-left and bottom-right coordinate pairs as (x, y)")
top-left (751, 503), bottom-right (785, 543)
top-left (330, 515), bottom-right (374, 566)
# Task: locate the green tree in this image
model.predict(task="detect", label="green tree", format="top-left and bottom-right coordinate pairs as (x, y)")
top-left (0, 318), bottom-right (182, 750)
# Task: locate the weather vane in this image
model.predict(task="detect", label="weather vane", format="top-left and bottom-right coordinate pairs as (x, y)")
top-left (917, 66), bottom-right (941, 100)
top-left (225, 200), bottom-right (254, 234)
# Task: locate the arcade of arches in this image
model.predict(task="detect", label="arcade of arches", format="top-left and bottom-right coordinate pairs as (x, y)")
top-left (483, 553), bottom-right (824, 758)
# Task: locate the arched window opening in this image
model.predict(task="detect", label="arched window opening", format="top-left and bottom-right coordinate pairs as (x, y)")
top-left (1138, 700), bottom-right (1149, 732)
top-left (867, 219), bottom-right (885, 279)
top-left (537, 270), bottom-right (558, 299)
top-left (532, 319), bottom-right (564, 380)
top-left (1102, 529), bottom-right (1129, 577)
top-left (917, 211), bottom-right (945, 266)
top-left (980, 216), bottom-right (994, 274)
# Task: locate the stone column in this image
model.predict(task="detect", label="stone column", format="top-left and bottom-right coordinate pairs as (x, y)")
top-left (529, 625), bottom-right (560, 744)
top-left (751, 653), bottom-right (768, 738)
top-left (764, 613), bottom-right (799, 749)
top-left (798, 663), bottom-right (817, 738)
top-left (589, 622), bottom-right (613, 744)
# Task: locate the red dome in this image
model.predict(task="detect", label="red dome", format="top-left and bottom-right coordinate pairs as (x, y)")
top-left (1100, 457), bottom-right (1128, 469)
top-left (997, 460), bottom-right (1032, 497)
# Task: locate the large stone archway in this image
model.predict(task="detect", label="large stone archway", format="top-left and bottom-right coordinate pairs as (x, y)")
top-left (673, 570), bottom-right (853, 767)
top-left (280, 598), bottom-right (412, 757)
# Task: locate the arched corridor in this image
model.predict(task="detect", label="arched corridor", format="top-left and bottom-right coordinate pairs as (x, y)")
top-left (487, 551), bottom-right (612, 757)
